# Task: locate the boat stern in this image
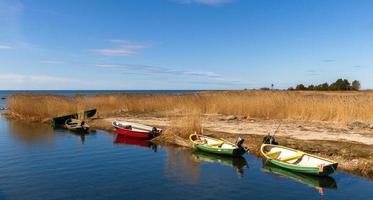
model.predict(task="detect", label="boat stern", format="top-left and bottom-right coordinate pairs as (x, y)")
top-left (319, 163), bottom-right (338, 176)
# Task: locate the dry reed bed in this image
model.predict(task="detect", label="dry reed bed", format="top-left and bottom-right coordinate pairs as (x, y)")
top-left (5, 91), bottom-right (373, 123)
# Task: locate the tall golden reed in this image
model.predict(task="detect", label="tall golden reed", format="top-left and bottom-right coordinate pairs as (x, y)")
top-left (6, 90), bottom-right (373, 123)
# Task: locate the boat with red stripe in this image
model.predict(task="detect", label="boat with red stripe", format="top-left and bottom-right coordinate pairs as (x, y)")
top-left (112, 121), bottom-right (162, 140)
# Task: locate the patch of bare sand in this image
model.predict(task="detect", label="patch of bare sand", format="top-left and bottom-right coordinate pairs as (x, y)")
top-left (93, 114), bottom-right (373, 145)
top-left (202, 116), bottom-right (373, 145)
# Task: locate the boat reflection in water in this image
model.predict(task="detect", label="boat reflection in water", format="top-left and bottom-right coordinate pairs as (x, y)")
top-left (68, 131), bottom-right (92, 144)
top-left (53, 126), bottom-right (94, 144)
top-left (114, 135), bottom-right (157, 152)
top-left (191, 151), bottom-right (248, 177)
top-left (8, 120), bottom-right (54, 144)
top-left (262, 161), bottom-right (337, 196)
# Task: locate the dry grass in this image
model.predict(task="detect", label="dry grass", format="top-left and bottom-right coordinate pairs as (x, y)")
top-left (167, 114), bottom-right (202, 139)
top-left (155, 113), bottom-right (202, 146)
top-left (6, 94), bottom-right (76, 121)
top-left (6, 90), bottom-right (373, 123)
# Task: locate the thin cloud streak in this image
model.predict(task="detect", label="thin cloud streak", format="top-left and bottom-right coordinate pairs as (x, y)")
top-left (93, 62), bottom-right (251, 86)
top-left (305, 69), bottom-right (320, 76)
top-left (91, 39), bottom-right (151, 56)
top-left (94, 63), bottom-right (223, 79)
top-left (187, 79), bottom-right (253, 86)
top-left (0, 45), bottom-right (12, 49)
top-left (0, 74), bottom-right (78, 83)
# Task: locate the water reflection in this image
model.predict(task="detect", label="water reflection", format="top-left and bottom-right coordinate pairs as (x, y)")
top-left (191, 151), bottom-right (248, 177)
top-left (53, 127), bottom-right (96, 144)
top-left (164, 147), bottom-right (201, 184)
top-left (114, 135), bottom-right (157, 152)
top-left (8, 120), bottom-right (54, 144)
top-left (69, 131), bottom-right (92, 144)
top-left (262, 161), bottom-right (337, 195)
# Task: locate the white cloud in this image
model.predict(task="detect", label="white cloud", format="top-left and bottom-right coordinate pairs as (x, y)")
top-left (91, 39), bottom-right (151, 56)
top-left (94, 63), bottom-right (224, 79)
top-left (0, 45), bottom-right (12, 49)
top-left (94, 64), bottom-right (122, 68)
top-left (0, 74), bottom-right (78, 83)
top-left (184, 71), bottom-right (221, 78)
top-left (174, 0), bottom-right (232, 6)
top-left (39, 60), bottom-right (64, 64)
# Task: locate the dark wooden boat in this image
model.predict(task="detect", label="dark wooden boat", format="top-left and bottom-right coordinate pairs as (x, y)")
top-left (51, 109), bottom-right (96, 128)
top-left (52, 113), bottom-right (78, 128)
top-left (112, 121), bottom-right (162, 139)
top-left (84, 109), bottom-right (96, 118)
top-left (65, 119), bottom-right (89, 132)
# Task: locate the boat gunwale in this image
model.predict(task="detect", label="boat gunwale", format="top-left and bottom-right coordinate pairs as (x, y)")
top-left (112, 121), bottom-right (162, 134)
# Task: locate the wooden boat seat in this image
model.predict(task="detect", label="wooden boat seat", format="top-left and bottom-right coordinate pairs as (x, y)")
top-left (194, 139), bottom-right (207, 144)
top-left (281, 153), bottom-right (303, 162)
top-left (209, 141), bottom-right (224, 148)
top-left (266, 151), bottom-right (281, 159)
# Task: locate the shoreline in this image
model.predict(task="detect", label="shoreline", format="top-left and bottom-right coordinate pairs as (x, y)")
top-left (3, 91), bottom-right (373, 179)
top-left (4, 111), bottom-right (373, 179)
top-left (86, 114), bottom-right (373, 179)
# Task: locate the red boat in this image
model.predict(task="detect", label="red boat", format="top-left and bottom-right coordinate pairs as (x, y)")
top-left (115, 135), bottom-right (153, 147)
top-left (112, 121), bottom-right (162, 140)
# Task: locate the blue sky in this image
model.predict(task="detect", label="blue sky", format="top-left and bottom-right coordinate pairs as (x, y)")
top-left (0, 0), bottom-right (373, 90)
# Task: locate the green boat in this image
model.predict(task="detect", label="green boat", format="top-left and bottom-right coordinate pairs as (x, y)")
top-left (191, 151), bottom-right (248, 177)
top-left (262, 162), bottom-right (337, 189)
top-left (261, 144), bottom-right (338, 176)
top-left (189, 133), bottom-right (246, 157)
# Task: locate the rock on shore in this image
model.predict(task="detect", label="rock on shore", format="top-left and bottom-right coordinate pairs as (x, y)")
top-left (348, 120), bottom-right (369, 129)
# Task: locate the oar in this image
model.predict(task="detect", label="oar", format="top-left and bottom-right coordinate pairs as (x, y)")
top-left (272, 123), bottom-right (281, 137)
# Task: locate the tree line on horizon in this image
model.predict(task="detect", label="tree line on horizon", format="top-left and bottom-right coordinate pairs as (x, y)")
top-left (288, 78), bottom-right (361, 91)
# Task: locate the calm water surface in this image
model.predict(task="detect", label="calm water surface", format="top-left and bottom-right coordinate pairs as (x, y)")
top-left (0, 116), bottom-right (373, 199)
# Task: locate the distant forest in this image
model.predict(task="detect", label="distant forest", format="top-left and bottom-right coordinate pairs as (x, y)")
top-left (288, 79), bottom-right (361, 91)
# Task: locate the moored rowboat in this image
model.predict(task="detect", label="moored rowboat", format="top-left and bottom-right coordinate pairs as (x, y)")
top-left (260, 144), bottom-right (338, 176)
top-left (65, 118), bottom-right (89, 132)
top-left (189, 133), bottom-right (246, 157)
top-left (112, 121), bottom-right (162, 140)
